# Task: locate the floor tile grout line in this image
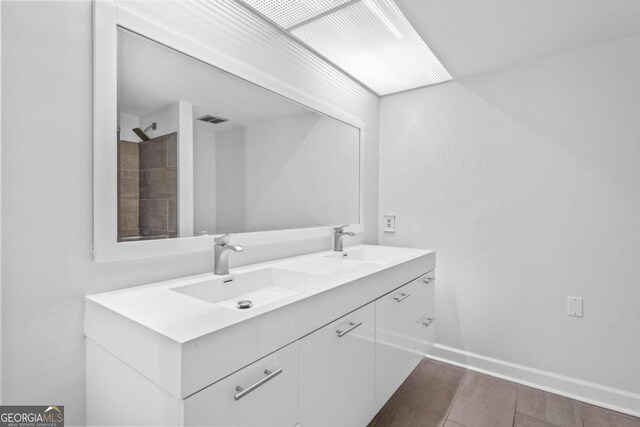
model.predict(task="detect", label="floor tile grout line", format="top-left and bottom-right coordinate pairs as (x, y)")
top-left (443, 370), bottom-right (469, 427)
top-left (513, 384), bottom-right (520, 427)
top-left (514, 411), bottom-right (568, 427)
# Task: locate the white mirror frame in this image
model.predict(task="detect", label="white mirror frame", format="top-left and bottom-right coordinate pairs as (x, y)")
top-left (93, 1), bottom-right (365, 262)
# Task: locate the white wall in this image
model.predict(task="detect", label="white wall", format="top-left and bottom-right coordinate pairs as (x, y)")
top-left (193, 124), bottom-right (216, 234)
top-left (379, 35), bottom-right (640, 413)
top-left (214, 127), bottom-right (246, 233)
top-left (117, 112), bottom-right (139, 142)
top-left (0, 2), bottom-right (378, 425)
top-left (176, 101), bottom-right (194, 237)
top-left (216, 113), bottom-right (360, 233)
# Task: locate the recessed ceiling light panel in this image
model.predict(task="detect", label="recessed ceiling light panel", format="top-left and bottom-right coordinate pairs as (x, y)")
top-left (243, 0), bottom-right (353, 29)
top-left (241, 0), bottom-right (452, 95)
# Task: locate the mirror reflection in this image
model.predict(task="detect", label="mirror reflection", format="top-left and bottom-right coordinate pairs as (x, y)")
top-left (116, 29), bottom-right (360, 242)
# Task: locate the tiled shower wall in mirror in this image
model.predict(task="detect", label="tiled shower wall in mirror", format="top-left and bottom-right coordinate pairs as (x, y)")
top-left (117, 133), bottom-right (178, 241)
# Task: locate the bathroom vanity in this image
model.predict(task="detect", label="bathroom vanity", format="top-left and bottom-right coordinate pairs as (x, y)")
top-left (87, 8), bottom-right (436, 425)
top-left (85, 245), bottom-right (436, 426)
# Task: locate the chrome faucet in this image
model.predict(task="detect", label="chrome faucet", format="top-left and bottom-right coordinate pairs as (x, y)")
top-left (333, 225), bottom-right (355, 252)
top-left (214, 234), bottom-right (244, 275)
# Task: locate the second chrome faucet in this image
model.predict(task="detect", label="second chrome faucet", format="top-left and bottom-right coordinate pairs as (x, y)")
top-left (333, 225), bottom-right (355, 252)
top-left (214, 234), bottom-right (244, 275)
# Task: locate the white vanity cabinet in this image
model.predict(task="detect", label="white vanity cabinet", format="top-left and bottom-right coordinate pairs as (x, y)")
top-left (183, 342), bottom-right (299, 427)
top-left (85, 245), bottom-right (436, 427)
top-left (374, 279), bottom-right (421, 411)
top-left (299, 303), bottom-right (375, 427)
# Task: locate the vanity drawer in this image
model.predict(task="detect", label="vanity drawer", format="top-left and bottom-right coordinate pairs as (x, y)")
top-left (416, 308), bottom-right (436, 356)
top-left (414, 271), bottom-right (435, 316)
top-left (299, 302), bottom-right (375, 427)
top-left (183, 342), bottom-right (299, 427)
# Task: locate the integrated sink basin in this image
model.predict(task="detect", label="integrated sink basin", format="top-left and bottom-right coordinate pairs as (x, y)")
top-left (170, 267), bottom-right (325, 310)
top-left (279, 256), bottom-right (380, 278)
top-left (325, 246), bottom-right (412, 265)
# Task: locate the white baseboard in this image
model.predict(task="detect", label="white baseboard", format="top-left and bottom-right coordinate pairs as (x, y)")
top-left (426, 344), bottom-right (640, 418)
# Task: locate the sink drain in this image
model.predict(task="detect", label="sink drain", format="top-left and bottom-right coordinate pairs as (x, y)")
top-left (237, 300), bottom-right (253, 310)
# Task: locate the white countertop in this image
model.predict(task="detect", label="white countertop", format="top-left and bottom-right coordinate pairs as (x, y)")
top-left (86, 244), bottom-right (433, 344)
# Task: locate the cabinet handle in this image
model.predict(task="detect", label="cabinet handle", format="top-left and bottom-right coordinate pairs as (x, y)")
top-left (336, 321), bottom-right (363, 338)
top-left (394, 293), bottom-right (411, 302)
top-left (234, 368), bottom-right (283, 401)
top-left (422, 317), bottom-right (435, 327)
top-left (422, 277), bottom-right (434, 284)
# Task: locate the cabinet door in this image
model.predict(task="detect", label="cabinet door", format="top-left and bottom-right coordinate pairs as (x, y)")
top-left (414, 271), bottom-right (435, 317)
top-left (299, 303), bottom-right (375, 427)
top-left (414, 272), bottom-right (436, 357)
top-left (374, 280), bottom-right (419, 411)
top-left (183, 342), bottom-right (298, 427)
top-left (416, 308), bottom-right (436, 356)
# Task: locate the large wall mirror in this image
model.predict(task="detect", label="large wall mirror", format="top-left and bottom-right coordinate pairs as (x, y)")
top-left (93, 3), bottom-right (363, 261)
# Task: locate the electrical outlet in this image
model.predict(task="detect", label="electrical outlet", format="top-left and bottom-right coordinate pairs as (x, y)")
top-left (567, 297), bottom-right (583, 317)
top-left (383, 215), bottom-right (396, 233)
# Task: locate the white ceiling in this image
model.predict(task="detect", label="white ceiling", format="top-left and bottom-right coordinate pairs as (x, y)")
top-left (395, 0), bottom-right (640, 78)
top-left (118, 29), bottom-right (310, 133)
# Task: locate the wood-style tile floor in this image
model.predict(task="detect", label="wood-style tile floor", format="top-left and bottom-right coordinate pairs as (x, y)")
top-left (369, 358), bottom-right (640, 427)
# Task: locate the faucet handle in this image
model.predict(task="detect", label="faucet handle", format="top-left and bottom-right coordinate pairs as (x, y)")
top-left (214, 234), bottom-right (232, 245)
top-left (334, 225), bottom-right (350, 233)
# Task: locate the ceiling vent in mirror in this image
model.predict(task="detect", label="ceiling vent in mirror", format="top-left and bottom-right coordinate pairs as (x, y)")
top-left (197, 115), bottom-right (229, 124)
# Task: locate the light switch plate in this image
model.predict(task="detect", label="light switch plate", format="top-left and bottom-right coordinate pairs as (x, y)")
top-left (383, 215), bottom-right (396, 233)
top-left (568, 296), bottom-right (583, 317)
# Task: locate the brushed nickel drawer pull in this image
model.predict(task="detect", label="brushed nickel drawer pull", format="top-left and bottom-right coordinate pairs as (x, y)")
top-left (423, 317), bottom-right (435, 327)
top-left (234, 368), bottom-right (283, 400)
top-left (394, 293), bottom-right (411, 302)
top-left (336, 321), bottom-right (363, 338)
